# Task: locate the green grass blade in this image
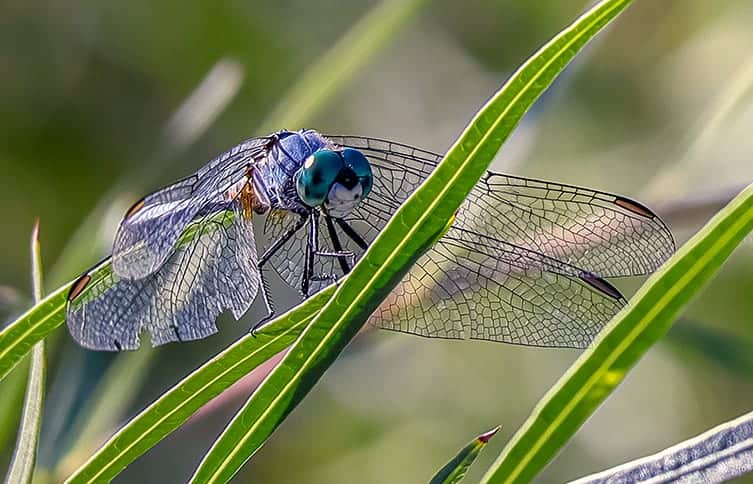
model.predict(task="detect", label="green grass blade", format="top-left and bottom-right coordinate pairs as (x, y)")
top-left (430, 426), bottom-right (500, 484)
top-left (53, 348), bottom-right (155, 479)
top-left (5, 222), bottom-right (47, 484)
top-left (0, 0), bottom-right (430, 391)
top-left (481, 183), bottom-right (753, 483)
top-left (258, 0), bottom-right (429, 132)
top-left (30, 221), bottom-right (43, 305)
top-left (49, 4), bottom-right (427, 472)
top-left (48, 58), bottom-right (244, 288)
top-left (0, 285), bottom-right (69, 384)
top-left (667, 322), bottom-right (753, 376)
top-left (190, 1), bottom-right (634, 481)
top-left (570, 410), bottom-right (753, 483)
top-left (0, 210), bottom-right (234, 383)
top-left (63, 286), bottom-right (334, 484)
top-left (0, 363), bottom-right (29, 451)
top-left (1, 0), bottom-right (434, 473)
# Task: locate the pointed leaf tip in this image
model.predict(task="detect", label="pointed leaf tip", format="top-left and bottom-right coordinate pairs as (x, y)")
top-left (478, 426), bottom-right (501, 443)
top-left (32, 218), bottom-right (40, 243)
top-left (431, 426), bottom-right (501, 484)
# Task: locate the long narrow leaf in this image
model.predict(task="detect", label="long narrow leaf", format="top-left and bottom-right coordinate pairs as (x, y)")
top-left (259, 0), bottom-right (429, 132)
top-left (53, 1), bottom-right (432, 473)
top-left (53, 349), bottom-right (155, 478)
top-left (0, 286), bottom-right (68, 384)
top-left (191, 1), bottom-right (634, 482)
top-left (0, 0), bottom-right (435, 478)
top-left (481, 183), bottom-right (753, 483)
top-left (430, 426), bottom-right (500, 484)
top-left (0, 364), bottom-right (29, 450)
top-left (63, 286), bottom-right (334, 484)
top-left (570, 410), bottom-right (753, 483)
top-left (5, 222), bottom-right (47, 484)
top-left (0, 0), bottom-right (432, 400)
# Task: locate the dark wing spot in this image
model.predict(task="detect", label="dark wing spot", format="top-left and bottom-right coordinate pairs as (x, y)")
top-left (124, 198), bottom-right (146, 220)
top-left (113, 340), bottom-right (123, 351)
top-left (68, 274), bottom-right (92, 301)
top-left (579, 271), bottom-right (624, 300)
top-left (614, 196), bottom-right (655, 219)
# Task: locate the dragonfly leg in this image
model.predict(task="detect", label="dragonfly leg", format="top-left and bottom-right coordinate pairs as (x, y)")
top-left (258, 214), bottom-right (308, 267)
top-left (310, 211), bottom-right (356, 267)
top-left (251, 214), bottom-right (307, 335)
top-left (311, 273), bottom-right (339, 285)
top-left (300, 210), bottom-right (348, 296)
top-left (249, 270), bottom-right (276, 336)
top-left (301, 217), bottom-right (314, 296)
top-left (324, 215), bottom-right (352, 274)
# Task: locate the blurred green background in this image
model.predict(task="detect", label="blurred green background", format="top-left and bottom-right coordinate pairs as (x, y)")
top-left (2, 0), bottom-right (753, 482)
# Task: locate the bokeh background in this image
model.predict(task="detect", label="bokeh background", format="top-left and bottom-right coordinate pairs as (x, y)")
top-left (2, 0), bottom-right (753, 482)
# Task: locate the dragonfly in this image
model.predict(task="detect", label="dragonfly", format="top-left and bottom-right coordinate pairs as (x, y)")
top-left (66, 129), bottom-right (675, 351)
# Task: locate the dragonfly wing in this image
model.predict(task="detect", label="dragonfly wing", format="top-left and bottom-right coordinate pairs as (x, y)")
top-left (371, 225), bottom-right (624, 347)
top-left (262, 210), bottom-right (365, 296)
top-left (112, 138), bottom-right (270, 280)
top-left (67, 207), bottom-right (260, 350)
top-left (262, 211), bottom-right (308, 294)
top-left (319, 135), bottom-right (674, 346)
top-left (327, 135), bottom-right (675, 278)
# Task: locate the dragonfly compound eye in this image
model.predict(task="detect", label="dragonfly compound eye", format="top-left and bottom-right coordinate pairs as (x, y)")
top-left (320, 148), bottom-right (373, 218)
top-left (341, 148), bottom-right (373, 198)
top-left (296, 150), bottom-right (343, 206)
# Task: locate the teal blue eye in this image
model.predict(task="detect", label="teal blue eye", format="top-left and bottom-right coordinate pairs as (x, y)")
top-left (342, 148), bottom-right (373, 198)
top-left (296, 150), bottom-right (343, 206)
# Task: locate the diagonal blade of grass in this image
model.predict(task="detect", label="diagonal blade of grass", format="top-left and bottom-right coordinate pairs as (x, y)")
top-left (258, 0), bottom-right (429, 133)
top-left (0, 285), bottom-right (69, 384)
top-left (481, 182), bottom-right (753, 483)
top-left (0, 363), bottom-right (30, 451)
top-left (1, 1), bottom-right (433, 475)
top-left (5, 222), bottom-right (47, 484)
top-left (0, 59), bottom-right (246, 461)
top-left (48, 58), bottom-right (245, 289)
top-left (4, 60), bottom-right (246, 476)
top-left (54, 1), bottom-right (431, 472)
top-left (0, 229), bottom-right (331, 482)
top-left (0, 292), bottom-right (63, 391)
top-left (666, 320), bottom-right (753, 376)
top-left (0, 0), bottom-right (430, 402)
top-left (62, 286), bottom-right (334, 484)
top-left (570, 410), bottom-right (753, 483)
top-left (190, 1), bottom-right (634, 482)
top-left (430, 426), bottom-right (501, 484)
top-left (52, 348), bottom-right (155, 480)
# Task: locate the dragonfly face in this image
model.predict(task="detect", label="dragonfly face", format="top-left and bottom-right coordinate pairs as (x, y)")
top-left (295, 148), bottom-right (373, 218)
top-left (65, 129), bottom-right (675, 351)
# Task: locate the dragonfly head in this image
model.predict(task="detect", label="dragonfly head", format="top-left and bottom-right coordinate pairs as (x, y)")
top-left (295, 148), bottom-right (373, 217)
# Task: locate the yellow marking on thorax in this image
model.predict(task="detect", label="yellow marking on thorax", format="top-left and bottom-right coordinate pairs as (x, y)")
top-left (228, 165), bottom-right (270, 219)
top-left (239, 182), bottom-right (256, 220)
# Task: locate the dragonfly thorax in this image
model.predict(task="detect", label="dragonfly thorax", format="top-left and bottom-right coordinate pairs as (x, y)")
top-left (295, 148), bottom-right (373, 218)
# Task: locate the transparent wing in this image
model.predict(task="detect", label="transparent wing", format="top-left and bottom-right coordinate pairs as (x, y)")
top-left (66, 205), bottom-right (260, 351)
top-left (262, 210), bottom-right (364, 296)
top-left (112, 137), bottom-right (270, 280)
top-left (319, 135), bottom-right (675, 347)
top-left (329, 135), bottom-right (675, 278)
top-left (373, 230), bottom-right (624, 348)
